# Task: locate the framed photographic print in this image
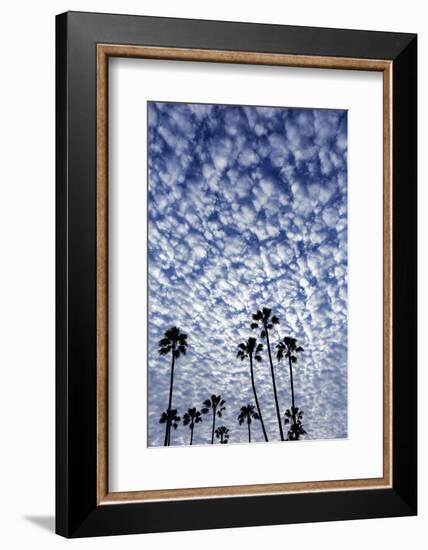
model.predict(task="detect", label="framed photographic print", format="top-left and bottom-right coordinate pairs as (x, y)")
top-left (56, 11), bottom-right (417, 537)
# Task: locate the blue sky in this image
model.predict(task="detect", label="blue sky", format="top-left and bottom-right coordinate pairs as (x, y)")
top-left (147, 101), bottom-right (348, 447)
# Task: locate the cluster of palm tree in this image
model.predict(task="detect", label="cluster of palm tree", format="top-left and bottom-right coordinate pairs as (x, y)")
top-left (201, 394), bottom-right (226, 444)
top-left (157, 307), bottom-right (307, 447)
top-left (248, 307), bottom-right (306, 441)
top-left (276, 335), bottom-right (306, 440)
top-left (159, 390), bottom-right (228, 446)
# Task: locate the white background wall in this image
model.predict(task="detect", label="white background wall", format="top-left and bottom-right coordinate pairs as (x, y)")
top-left (0, 1), bottom-right (424, 548)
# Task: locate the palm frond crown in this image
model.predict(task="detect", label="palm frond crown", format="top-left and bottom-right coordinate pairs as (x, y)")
top-left (276, 336), bottom-right (304, 363)
top-left (201, 394), bottom-right (226, 417)
top-left (183, 407), bottom-right (202, 427)
top-left (159, 408), bottom-right (181, 430)
top-left (250, 307), bottom-right (280, 337)
top-left (158, 326), bottom-right (188, 358)
top-left (215, 425), bottom-right (230, 442)
top-left (237, 337), bottom-right (263, 361)
top-left (237, 404), bottom-right (260, 424)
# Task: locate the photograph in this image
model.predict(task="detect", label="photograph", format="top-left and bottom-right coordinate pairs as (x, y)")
top-left (147, 101), bottom-right (348, 447)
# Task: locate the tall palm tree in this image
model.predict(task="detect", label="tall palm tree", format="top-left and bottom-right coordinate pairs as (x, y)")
top-left (237, 337), bottom-right (269, 442)
top-left (276, 336), bottom-right (304, 431)
top-left (237, 404), bottom-right (260, 443)
top-left (201, 394), bottom-right (226, 444)
top-left (215, 425), bottom-right (230, 444)
top-left (183, 407), bottom-right (202, 445)
top-left (251, 308), bottom-right (284, 441)
top-left (158, 326), bottom-right (188, 446)
top-left (159, 409), bottom-right (181, 446)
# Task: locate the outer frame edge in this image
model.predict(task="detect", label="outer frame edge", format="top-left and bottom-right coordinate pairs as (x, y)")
top-left (56, 11), bottom-right (418, 537)
top-left (69, 489), bottom-right (414, 538)
top-left (55, 11), bottom-right (70, 539)
top-left (391, 34), bottom-right (418, 515)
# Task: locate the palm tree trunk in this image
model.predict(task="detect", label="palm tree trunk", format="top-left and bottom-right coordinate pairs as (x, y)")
top-left (211, 407), bottom-right (216, 444)
top-left (190, 423), bottom-right (194, 445)
top-left (288, 355), bottom-right (297, 427)
top-left (165, 421), bottom-right (171, 447)
top-left (164, 347), bottom-right (176, 446)
top-left (249, 354), bottom-right (269, 442)
top-left (248, 419), bottom-right (251, 443)
top-left (265, 327), bottom-right (285, 441)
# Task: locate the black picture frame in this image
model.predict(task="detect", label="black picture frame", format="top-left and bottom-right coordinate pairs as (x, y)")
top-left (56, 11), bottom-right (417, 538)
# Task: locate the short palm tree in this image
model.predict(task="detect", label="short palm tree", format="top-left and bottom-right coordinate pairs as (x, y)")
top-left (159, 409), bottom-right (181, 446)
top-left (158, 326), bottom-right (188, 446)
top-left (276, 336), bottom-right (304, 432)
top-left (237, 337), bottom-right (268, 442)
top-left (251, 308), bottom-right (284, 441)
top-left (183, 407), bottom-right (202, 445)
top-left (284, 407), bottom-right (306, 440)
top-left (201, 394), bottom-right (226, 444)
top-left (237, 404), bottom-right (260, 443)
top-left (215, 425), bottom-right (230, 444)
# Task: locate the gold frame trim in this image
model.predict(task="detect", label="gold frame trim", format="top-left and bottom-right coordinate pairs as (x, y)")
top-left (96, 44), bottom-right (393, 505)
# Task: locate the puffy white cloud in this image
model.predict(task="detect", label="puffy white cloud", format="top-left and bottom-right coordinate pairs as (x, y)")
top-left (322, 207), bottom-right (340, 228)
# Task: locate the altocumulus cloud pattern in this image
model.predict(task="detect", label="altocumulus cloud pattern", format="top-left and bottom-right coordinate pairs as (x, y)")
top-left (147, 101), bottom-right (348, 447)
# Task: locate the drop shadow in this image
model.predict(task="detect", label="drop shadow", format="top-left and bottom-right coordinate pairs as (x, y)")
top-left (24, 515), bottom-right (55, 533)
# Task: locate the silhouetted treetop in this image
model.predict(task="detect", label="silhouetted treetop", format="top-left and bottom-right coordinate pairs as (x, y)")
top-left (183, 407), bottom-right (202, 426)
top-left (276, 336), bottom-right (304, 363)
top-left (250, 308), bottom-right (280, 338)
top-left (215, 425), bottom-right (230, 443)
top-left (158, 326), bottom-right (188, 358)
top-left (284, 407), bottom-right (307, 440)
top-left (236, 337), bottom-right (263, 362)
top-left (159, 409), bottom-right (181, 430)
top-left (201, 394), bottom-right (226, 417)
top-left (237, 404), bottom-right (260, 424)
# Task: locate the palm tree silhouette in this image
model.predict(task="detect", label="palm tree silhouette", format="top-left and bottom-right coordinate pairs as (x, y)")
top-left (215, 425), bottom-right (230, 444)
top-left (284, 407), bottom-right (307, 440)
top-left (237, 337), bottom-right (269, 442)
top-left (158, 326), bottom-right (188, 446)
top-left (251, 308), bottom-right (284, 441)
top-left (201, 394), bottom-right (226, 444)
top-left (237, 404), bottom-right (260, 443)
top-left (183, 407), bottom-right (202, 445)
top-left (159, 409), bottom-right (181, 446)
top-left (276, 336), bottom-right (304, 433)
